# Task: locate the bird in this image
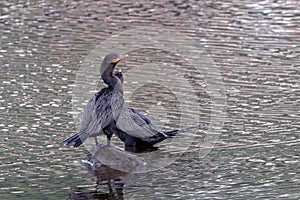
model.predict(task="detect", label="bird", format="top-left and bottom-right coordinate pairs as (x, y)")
top-left (62, 52), bottom-right (127, 147)
top-left (105, 110), bottom-right (179, 150)
top-left (105, 71), bottom-right (180, 150)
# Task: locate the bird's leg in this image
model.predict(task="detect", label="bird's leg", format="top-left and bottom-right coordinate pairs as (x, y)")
top-left (94, 137), bottom-right (99, 145)
top-left (103, 128), bottom-right (113, 146)
top-left (106, 138), bottom-right (111, 146)
top-left (107, 180), bottom-right (113, 194)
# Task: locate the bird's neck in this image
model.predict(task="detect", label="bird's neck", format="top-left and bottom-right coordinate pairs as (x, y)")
top-left (101, 63), bottom-right (122, 91)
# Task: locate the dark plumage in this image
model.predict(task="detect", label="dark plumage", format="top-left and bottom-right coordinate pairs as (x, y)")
top-left (106, 72), bottom-right (179, 149)
top-left (106, 109), bottom-right (178, 149)
top-left (62, 53), bottom-right (127, 147)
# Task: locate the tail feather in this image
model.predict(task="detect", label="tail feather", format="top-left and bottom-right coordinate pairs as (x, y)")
top-left (61, 132), bottom-right (89, 147)
top-left (162, 123), bottom-right (204, 138)
top-left (163, 129), bottom-right (179, 137)
top-left (128, 124), bottom-right (203, 148)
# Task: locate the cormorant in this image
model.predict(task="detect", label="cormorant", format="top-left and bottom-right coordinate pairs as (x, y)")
top-left (62, 53), bottom-right (127, 147)
top-left (106, 71), bottom-right (179, 149)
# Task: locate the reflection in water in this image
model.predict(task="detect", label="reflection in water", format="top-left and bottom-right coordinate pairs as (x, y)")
top-left (68, 145), bottom-right (149, 200)
top-left (68, 144), bottom-right (177, 200)
top-left (68, 185), bottom-right (124, 200)
top-left (68, 154), bottom-right (127, 200)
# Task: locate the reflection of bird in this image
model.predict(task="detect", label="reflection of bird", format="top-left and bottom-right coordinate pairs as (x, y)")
top-left (62, 53), bottom-right (127, 147)
top-left (107, 72), bottom-right (179, 149)
top-left (83, 152), bottom-right (127, 200)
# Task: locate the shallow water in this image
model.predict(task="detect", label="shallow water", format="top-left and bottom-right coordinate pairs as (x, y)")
top-left (1, 0), bottom-right (299, 199)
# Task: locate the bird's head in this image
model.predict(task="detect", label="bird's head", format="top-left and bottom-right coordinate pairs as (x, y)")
top-left (101, 52), bottom-right (128, 70)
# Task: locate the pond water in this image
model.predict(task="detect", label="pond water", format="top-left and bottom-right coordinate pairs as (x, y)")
top-left (1, 0), bottom-right (299, 199)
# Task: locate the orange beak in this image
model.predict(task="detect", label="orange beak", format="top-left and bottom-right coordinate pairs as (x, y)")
top-left (111, 54), bottom-right (128, 63)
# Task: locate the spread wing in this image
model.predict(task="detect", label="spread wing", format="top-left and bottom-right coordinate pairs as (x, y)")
top-left (79, 88), bottom-right (124, 136)
top-left (115, 107), bottom-right (165, 138)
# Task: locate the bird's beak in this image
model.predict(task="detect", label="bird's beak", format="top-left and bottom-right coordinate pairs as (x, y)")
top-left (112, 54), bottom-right (128, 63)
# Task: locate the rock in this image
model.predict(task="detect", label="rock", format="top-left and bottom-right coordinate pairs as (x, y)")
top-left (89, 145), bottom-right (150, 173)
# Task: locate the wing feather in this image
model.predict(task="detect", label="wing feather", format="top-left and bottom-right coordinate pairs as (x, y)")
top-left (116, 107), bottom-right (164, 138)
top-left (79, 88), bottom-right (123, 136)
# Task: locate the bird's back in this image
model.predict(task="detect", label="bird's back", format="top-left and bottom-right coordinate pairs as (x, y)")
top-left (115, 107), bottom-right (165, 138)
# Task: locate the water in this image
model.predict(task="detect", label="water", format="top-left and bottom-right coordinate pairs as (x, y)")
top-left (1, 0), bottom-right (299, 199)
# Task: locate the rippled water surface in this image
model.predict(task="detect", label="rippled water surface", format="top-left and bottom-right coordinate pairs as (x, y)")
top-left (1, 0), bottom-right (299, 199)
